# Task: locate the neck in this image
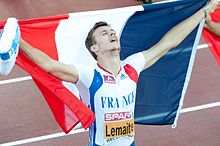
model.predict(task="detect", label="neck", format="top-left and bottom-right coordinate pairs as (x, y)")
top-left (97, 53), bottom-right (120, 76)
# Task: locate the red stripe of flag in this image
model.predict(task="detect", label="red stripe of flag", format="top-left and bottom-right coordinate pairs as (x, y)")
top-left (0, 14), bottom-right (95, 133)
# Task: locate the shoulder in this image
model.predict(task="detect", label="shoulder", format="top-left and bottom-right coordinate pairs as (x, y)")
top-left (122, 52), bottom-right (145, 74)
top-left (75, 64), bottom-right (96, 87)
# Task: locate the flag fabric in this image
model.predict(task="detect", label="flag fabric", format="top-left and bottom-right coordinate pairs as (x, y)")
top-left (0, 0), bottom-right (207, 133)
top-left (203, 9), bottom-right (220, 66)
top-left (118, 0), bottom-right (206, 127)
top-left (13, 15), bottom-right (95, 134)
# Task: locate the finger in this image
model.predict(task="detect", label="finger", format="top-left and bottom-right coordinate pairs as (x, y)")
top-left (204, 23), bottom-right (208, 29)
top-left (206, 15), bottom-right (211, 21)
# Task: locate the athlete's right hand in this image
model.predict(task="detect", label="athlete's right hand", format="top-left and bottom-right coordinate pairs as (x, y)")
top-left (204, 0), bottom-right (218, 16)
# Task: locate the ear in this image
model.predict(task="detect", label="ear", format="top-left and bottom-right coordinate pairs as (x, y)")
top-left (90, 44), bottom-right (99, 53)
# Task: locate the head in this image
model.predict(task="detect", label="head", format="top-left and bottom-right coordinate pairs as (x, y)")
top-left (85, 21), bottom-right (120, 60)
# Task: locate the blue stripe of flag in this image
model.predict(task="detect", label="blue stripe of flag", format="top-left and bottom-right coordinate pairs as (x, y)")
top-left (120, 0), bottom-right (207, 125)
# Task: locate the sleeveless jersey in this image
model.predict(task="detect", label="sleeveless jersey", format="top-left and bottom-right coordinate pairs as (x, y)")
top-left (75, 53), bottom-right (145, 146)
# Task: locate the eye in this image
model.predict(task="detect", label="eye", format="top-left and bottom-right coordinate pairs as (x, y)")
top-left (102, 32), bottom-right (107, 36)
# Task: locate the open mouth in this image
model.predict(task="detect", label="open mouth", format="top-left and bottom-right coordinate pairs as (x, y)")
top-left (110, 38), bottom-right (117, 43)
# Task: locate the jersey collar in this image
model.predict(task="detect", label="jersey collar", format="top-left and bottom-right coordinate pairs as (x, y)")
top-left (97, 63), bottom-right (122, 76)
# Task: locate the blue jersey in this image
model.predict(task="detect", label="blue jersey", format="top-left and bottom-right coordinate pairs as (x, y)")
top-left (76, 53), bottom-right (145, 146)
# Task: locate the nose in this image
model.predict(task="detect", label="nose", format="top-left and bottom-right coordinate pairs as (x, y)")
top-left (110, 31), bottom-right (115, 36)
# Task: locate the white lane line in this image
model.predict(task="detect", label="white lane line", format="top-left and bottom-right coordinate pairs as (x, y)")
top-left (0, 76), bottom-right (32, 85)
top-left (197, 44), bottom-right (208, 50)
top-left (1, 101), bottom-right (220, 146)
top-left (180, 101), bottom-right (220, 113)
top-left (0, 128), bottom-right (88, 146)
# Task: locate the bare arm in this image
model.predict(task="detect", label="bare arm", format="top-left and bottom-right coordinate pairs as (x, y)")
top-left (19, 38), bottom-right (79, 83)
top-left (142, 0), bottom-right (217, 70)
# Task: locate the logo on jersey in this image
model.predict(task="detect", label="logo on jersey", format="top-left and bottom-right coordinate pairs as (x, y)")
top-left (104, 112), bottom-right (134, 139)
top-left (101, 90), bottom-right (135, 108)
top-left (104, 112), bottom-right (132, 121)
top-left (120, 73), bottom-right (127, 80)
top-left (103, 75), bottom-right (116, 84)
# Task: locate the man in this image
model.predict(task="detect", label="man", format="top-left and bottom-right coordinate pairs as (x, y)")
top-left (19, 1), bottom-right (217, 145)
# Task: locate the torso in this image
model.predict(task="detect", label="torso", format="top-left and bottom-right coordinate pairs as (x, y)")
top-left (75, 52), bottom-right (145, 146)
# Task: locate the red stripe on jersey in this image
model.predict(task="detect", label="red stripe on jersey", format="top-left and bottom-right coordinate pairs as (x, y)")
top-left (124, 64), bottom-right (138, 84)
top-left (97, 63), bottom-right (122, 75)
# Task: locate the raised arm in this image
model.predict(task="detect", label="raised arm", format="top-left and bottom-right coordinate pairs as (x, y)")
top-left (19, 38), bottom-right (79, 83)
top-left (142, 0), bottom-right (217, 70)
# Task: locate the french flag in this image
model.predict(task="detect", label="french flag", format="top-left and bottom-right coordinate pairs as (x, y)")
top-left (0, 0), bottom-right (207, 133)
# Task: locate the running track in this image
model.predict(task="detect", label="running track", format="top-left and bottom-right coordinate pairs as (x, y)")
top-left (0, 0), bottom-right (220, 146)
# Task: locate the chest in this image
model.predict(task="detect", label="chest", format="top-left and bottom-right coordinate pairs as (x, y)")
top-left (90, 70), bottom-right (137, 110)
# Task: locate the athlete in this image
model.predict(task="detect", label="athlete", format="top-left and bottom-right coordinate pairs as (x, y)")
top-left (19, 1), bottom-right (217, 145)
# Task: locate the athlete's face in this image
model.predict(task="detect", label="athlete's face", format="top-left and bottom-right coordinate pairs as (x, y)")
top-left (91, 26), bottom-right (120, 56)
